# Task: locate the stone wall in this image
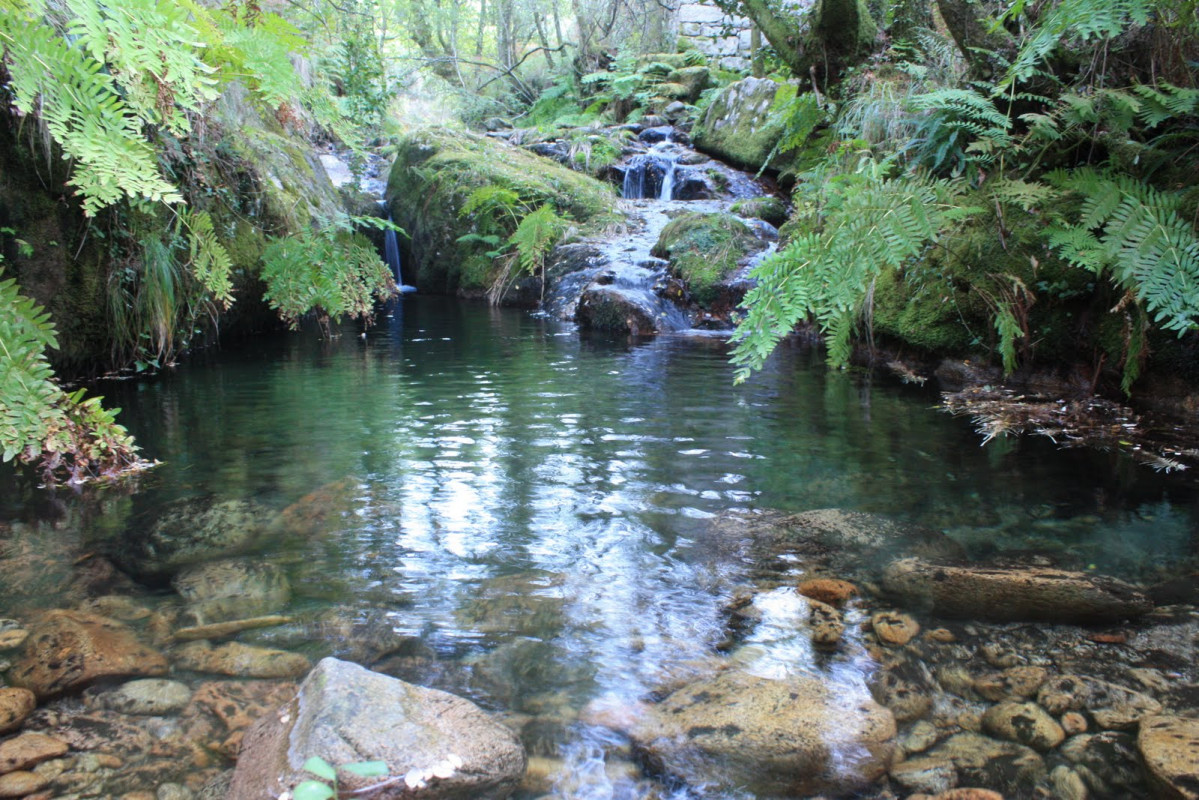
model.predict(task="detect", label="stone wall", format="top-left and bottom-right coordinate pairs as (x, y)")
top-left (676, 1), bottom-right (753, 71)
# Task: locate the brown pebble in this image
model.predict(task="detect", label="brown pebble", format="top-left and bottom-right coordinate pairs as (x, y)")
top-left (0, 688), bottom-right (36, 736)
top-left (0, 733), bottom-right (68, 773)
top-left (933, 790), bottom-right (1004, 800)
top-left (797, 578), bottom-right (859, 606)
top-left (120, 793), bottom-right (156, 800)
top-left (872, 611), bottom-right (921, 646)
top-left (0, 771), bottom-right (49, 799)
top-left (1061, 711), bottom-right (1087, 735)
top-left (1088, 631), bottom-right (1127, 644)
top-left (925, 628), bottom-right (955, 643)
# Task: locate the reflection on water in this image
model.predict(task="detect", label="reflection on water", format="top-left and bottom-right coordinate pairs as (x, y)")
top-left (1, 297), bottom-right (1196, 798)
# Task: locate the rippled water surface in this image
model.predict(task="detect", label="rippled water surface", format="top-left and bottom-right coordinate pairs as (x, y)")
top-left (2, 297), bottom-right (1196, 798)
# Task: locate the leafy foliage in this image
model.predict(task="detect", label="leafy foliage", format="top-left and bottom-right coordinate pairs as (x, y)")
top-left (0, 268), bottom-right (140, 482)
top-left (732, 155), bottom-right (969, 379)
top-left (261, 215), bottom-right (399, 337)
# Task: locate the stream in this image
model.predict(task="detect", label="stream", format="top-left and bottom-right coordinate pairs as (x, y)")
top-left (0, 298), bottom-right (1196, 798)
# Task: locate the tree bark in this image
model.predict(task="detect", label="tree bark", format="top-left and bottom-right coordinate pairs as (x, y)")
top-left (934, 0), bottom-right (1016, 79)
top-left (722, 0), bottom-right (877, 80)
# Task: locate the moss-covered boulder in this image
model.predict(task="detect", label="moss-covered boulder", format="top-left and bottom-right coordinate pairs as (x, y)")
top-left (693, 78), bottom-right (791, 171)
top-left (731, 196), bottom-right (788, 227)
top-left (660, 66), bottom-right (712, 103)
top-left (386, 128), bottom-right (619, 296)
top-left (651, 212), bottom-right (764, 308)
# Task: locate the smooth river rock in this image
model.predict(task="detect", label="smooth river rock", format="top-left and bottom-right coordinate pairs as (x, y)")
top-left (228, 657), bottom-right (526, 800)
top-left (91, 678), bottom-right (193, 715)
top-left (882, 558), bottom-right (1153, 623)
top-left (173, 641), bottom-right (310, 679)
top-left (8, 610), bottom-right (168, 698)
top-left (624, 668), bottom-right (897, 797)
top-left (981, 702), bottom-right (1065, 751)
top-left (926, 732), bottom-right (1046, 796)
top-left (1138, 716), bottom-right (1199, 799)
top-left (0, 688), bottom-right (36, 735)
top-left (0, 732), bottom-right (68, 772)
top-left (118, 498), bottom-right (267, 577)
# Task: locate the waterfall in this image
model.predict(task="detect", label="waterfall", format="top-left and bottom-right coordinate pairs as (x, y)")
top-left (659, 159), bottom-right (676, 201)
top-left (620, 152), bottom-right (679, 200)
top-left (381, 207), bottom-right (417, 293)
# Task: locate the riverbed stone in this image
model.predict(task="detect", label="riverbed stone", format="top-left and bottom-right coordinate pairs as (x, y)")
top-left (228, 657), bottom-right (525, 800)
top-left (575, 286), bottom-right (662, 335)
top-left (873, 611), bottom-right (920, 646)
top-left (972, 666), bottom-right (1048, 701)
top-left (172, 559), bottom-right (291, 626)
top-left (1138, 716), bottom-right (1199, 799)
top-left (117, 499), bottom-right (267, 577)
top-left (1037, 675), bottom-right (1162, 730)
top-left (871, 667), bottom-right (934, 724)
top-left (693, 77), bottom-right (785, 170)
top-left (91, 679), bottom-right (193, 716)
top-left (0, 689), bottom-right (36, 735)
top-left (808, 599), bottom-right (844, 648)
top-left (797, 578), bottom-right (858, 606)
top-left (173, 641), bottom-right (309, 679)
top-left (982, 701), bottom-right (1065, 751)
top-left (882, 559), bottom-right (1153, 623)
top-left (927, 732), bottom-right (1046, 795)
top-left (901, 720), bottom-right (941, 754)
top-left (625, 668), bottom-right (896, 796)
top-left (181, 680), bottom-right (298, 757)
top-left (0, 770), bottom-right (47, 797)
top-left (9, 611), bottom-right (168, 698)
top-left (0, 733), bottom-right (68, 773)
top-left (1060, 731), bottom-right (1143, 794)
top-left (890, 756), bottom-right (958, 794)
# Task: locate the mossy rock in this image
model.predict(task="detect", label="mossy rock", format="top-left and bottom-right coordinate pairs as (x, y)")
top-left (664, 66), bottom-right (712, 103)
top-left (731, 196), bottom-right (788, 227)
top-left (637, 53), bottom-right (692, 70)
top-left (651, 212), bottom-right (761, 308)
top-left (693, 77), bottom-right (793, 172)
top-left (386, 128), bottom-right (619, 295)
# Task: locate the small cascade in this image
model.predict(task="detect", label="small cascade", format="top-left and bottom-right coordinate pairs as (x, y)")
top-left (621, 142), bottom-right (682, 201)
top-left (381, 207), bottom-right (417, 294)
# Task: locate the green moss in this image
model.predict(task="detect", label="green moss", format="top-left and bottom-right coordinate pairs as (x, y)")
top-left (693, 77), bottom-right (796, 172)
top-left (651, 212), bottom-right (759, 307)
top-left (387, 128), bottom-right (619, 294)
top-left (730, 196), bottom-right (788, 227)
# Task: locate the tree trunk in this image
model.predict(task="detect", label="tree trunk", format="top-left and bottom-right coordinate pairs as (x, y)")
top-left (750, 23), bottom-right (763, 77)
top-left (725, 0), bottom-right (877, 80)
top-left (887, 0), bottom-right (932, 43)
top-left (934, 0), bottom-right (1016, 79)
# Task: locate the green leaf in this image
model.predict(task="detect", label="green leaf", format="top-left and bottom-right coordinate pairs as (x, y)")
top-left (293, 781), bottom-right (335, 800)
top-left (342, 761), bottom-right (389, 778)
top-left (302, 757), bottom-right (337, 782)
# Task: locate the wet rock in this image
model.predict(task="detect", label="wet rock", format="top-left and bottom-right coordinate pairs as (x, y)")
top-left (0, 771), bottom-right (47, 797)
top-left (1050, 764), bottom-right (1089, 800)
top-left (173, 641), bottom-right (309, 679)
top-left (927, 732), bottom-right (1046, 795)
top-left (118, 499), bottom-right (267, 577)
top-left (972, 666), bottom-right (1048, 701)
top-left (455, 571), bottom-right (567, 638)
top-left (273, 478), bottom-right (363, 538)
top-left (693, 77), bottom-right (785, 170)
top-left (925, 628), bottom-right (956, 643)
top-left (157, 783), bottom-right (194, 800)
top-left (796, 578), bottom-right (858, 606)
top-left (0, 733), bottom-right (68, 773)
top-left (228, 658), bottom-right (525, 800)
top-left (0, 622), bottom-right (28, 651)
top-left (891, 756), bottom-right (958, 794)
top-left (173, 615), bottom-right (293, 643)
top-left (238, 607), bottom-right (417, 664)
top-left (1138, 716), bottom-right (1199, 800)
top-left (901, 720), bottom-right (940, 755)
top-left (90, 679), bottom-right (193, 716)
top-left (625, 668), bottom-right (896, 796)
top-left (9, 611), bottom-right (168, 698)
top-left (0, 689), bottom-right (36, 735)
top-left (576, 285), bottom-right (663, 335)
top-left (871, 667), bottom-right (934, 724)
top-left (707, 509), bottom-right (964, 579)
top-left (808, 600), bottom-right (844, 649)
top-left (1061, 711), bottom-right (1088, 735)
top-left (873, 611), bottom-right (920, 646)
top-left (173, 559), bottom-right (291, 626)
top-left (1037, 675), bottom-right (1162, 730)
top-left (932, 791), bottom-right (1004, 800)
top-left (882, 559), bottom-right (1153, 623)
top-left (181, 680), bottom-right (297, 757)
top-left (981, 701), bottom-right (1065, 751)
top-left (26, 709), bottom-right (152, 758)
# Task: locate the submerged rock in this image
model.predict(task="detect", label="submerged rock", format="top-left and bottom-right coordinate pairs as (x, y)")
top-left (981, 702), bottom-right (1065, 751)
top-left (576, 285), bottom-right (663, 335)
top-left (623, 668), bottom-right (896, 797)
top-left (118, 499), bottom-right (268, 578)
top-left (9, 610), bottom-right (167, 698)
top-left (882, 559), bottom-right (1153, 623)
top-left (173, 641), bottom-right (310, 680)
top-left (172, 559), bottom-right (291, 626)
top-left (0, 732), bottom-right (68, 772)
top-left (228, 657), bottom-right (526, 800)
top-left (1137, 716), bottom-right (1199, 800)
top-left (1037, 674), bottom-right (1163, 730)
top-left (926, 732), bottom-right (1046, 795)
top-left (0, 688), bottom-right (36, 735)
top-left (1060, 731), bottom-right (1144, 795)
top-left (89, 679), bottom-right (193, 716)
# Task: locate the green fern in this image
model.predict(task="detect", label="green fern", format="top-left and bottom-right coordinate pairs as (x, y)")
top-left (1049, 168), bottom-right (1199, 335)
top-left (731, 161), bottom-right (967, 379)
top-left (0, 268), bottom-right (139, 480)
top-left (510, 204), bottom-right (569, 276)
